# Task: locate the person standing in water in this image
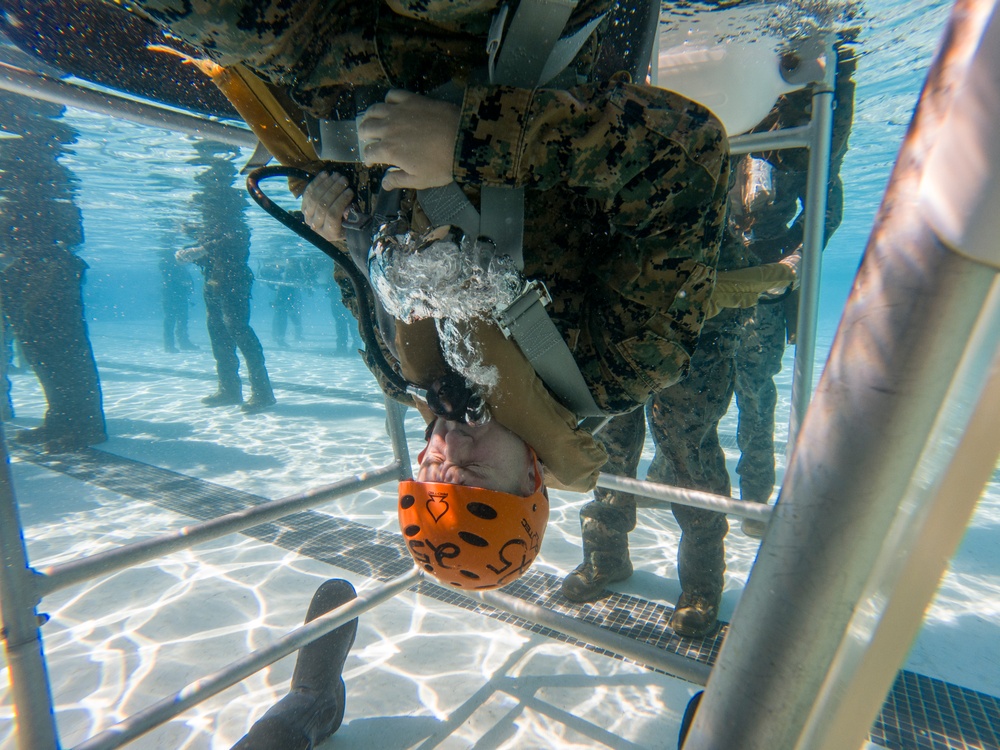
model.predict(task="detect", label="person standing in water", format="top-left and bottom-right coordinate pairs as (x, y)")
top-left (159, 246), bottom-right (198, 353)
top-left (0, 91), bottom-right (107, 451)
top-left (179, 140), bottom-right (276, 413)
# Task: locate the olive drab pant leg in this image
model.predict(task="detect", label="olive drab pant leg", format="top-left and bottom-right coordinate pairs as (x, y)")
top-left (204, 284), bottom-right (243, 399)
top-left (577, 407), bottom-right (646, 569)
top-left (225, 273), bottom-right (273, 402)
top-left (646, 310), bottom-right (744, 602)
top-left (734, 300), bottom-right (787, 505)
top-left (2, 252), bottom-right (106, 443)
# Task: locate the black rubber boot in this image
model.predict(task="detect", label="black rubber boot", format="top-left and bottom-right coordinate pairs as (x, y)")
top-left (241, 391), bottom-right (276, 413)
top-left (560, 501), bottom-right (634, 603)
top-left (232, 579), bottom-right (358, 750)
top-left (202, 389), bottom-right (242, 407)
top-left (669, 592), bottom-right (721, 639)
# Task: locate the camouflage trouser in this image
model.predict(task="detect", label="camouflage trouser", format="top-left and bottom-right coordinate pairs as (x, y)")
top-left (577, 309), bottom-right (746, 600)
top-left (734, 299), bottom-right (787, 504)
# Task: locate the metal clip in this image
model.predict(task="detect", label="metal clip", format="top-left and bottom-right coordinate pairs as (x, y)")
top-left (495, 279), bottom-right (552, 339)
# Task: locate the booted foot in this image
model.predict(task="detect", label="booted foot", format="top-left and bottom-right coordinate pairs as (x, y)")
top-left (232, 579), bottom-right (358, 750)
top-left (560, 557), bottom-right (633, 603)
top-left (164, 344), bottom-right (179, 353)
top-left (741, 517), bottom-right (768, 539)
top-left (14, 424), bottom-right (107, 452)
top-left (669, 592), bottom-right (720, 639)
top-left (241, 393), bottom-right (276, 413)
top-left (202, 391), bottom-right (242, 407)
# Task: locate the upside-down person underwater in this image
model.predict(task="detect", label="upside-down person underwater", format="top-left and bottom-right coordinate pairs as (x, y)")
top-left (1, 0), bottom-right (797, 745)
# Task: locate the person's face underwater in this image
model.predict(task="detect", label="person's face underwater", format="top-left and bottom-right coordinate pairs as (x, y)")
top-left (418, 418), bottom-right (537, 497)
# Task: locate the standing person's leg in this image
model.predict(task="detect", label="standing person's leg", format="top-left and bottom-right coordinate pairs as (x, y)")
top-left (734, 301), bottom-right (787, 537)
top-left (5, 253), bottom-right (106, 448)
top-left (647, 313), bottom-right (741, 637)
top-left (203, 286), bottom-right (243, 405)
top-left (223, 274), bottom-right (275, 412)
top-left (290, 289), bottom-right (304, 342)
top-left (176, 289), bottom-right (197, 350)
top-left (335, 313), bottom-right (349, 353)
top-left (1, 313), bottom-right (15, 421)
top-left (163, 294), bottom-right (179, 352)
top-left (272, 288), bottom-right (289, 348)
top-left (561, 407), bottom-right (645, 601)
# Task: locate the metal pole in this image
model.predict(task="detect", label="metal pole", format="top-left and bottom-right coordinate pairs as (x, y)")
top-left (38, 463), bottom-right (402, 596)
top-left (787, 43), bottom-right (836, 449)
top-left (685, 3), bottom-right (1000, 747)
top-left (0, 61), bottom-right (256, 148)
top-left (728, 125), bottom-right (811, 155)
top-left (804, 281), bottom-right (1000, 750)
top-left (465, 586), bottom-right (712, 686)
top-left (383, 395), bottom-right (414, 481)
top-left (0, 426), bottom-right (60, 750)
top-left (596, 473), bottom-right (771, 521)
top-left (71, 568), bottom-right (421, 750)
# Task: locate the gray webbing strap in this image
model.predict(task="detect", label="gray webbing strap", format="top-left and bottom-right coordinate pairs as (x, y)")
top-left (480, 0), bottom-right (579, 270)
top-left (491, 0), bottom-right (579, 87)
top-left (417, 182), bottom-right (481, 239)
top-left (496, 282), bottom-right (606, 416)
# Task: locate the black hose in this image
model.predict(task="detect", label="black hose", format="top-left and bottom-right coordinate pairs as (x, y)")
top-left (245, 165), bottom-right (410, 394)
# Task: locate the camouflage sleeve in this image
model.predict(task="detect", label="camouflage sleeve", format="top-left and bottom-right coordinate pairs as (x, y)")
top-left (454, 81), bottom-right (729, 241)
top-left (119, 0), bottom-right (382, 113)
top-left (456, 81), bottom-right (731, 412)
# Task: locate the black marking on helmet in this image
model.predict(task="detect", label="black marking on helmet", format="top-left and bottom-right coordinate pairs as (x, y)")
top-left (458, 531), bottom-right (489, 547)
top-left (400, 494), bottom-right (415, 509)
top-left (403, 524), bottom-right (421, 537)
top-left (466, 501), bottom-right (498, 520)
top-left (459, 569), bottom-right (481, 579)
top-left (423, 564), bottom-right (435, 572)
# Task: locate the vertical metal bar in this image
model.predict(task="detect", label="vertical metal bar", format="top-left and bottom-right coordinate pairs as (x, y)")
top-left (0, 426), bottom-right (60, 750)
top-left (684, 3), bottom-right (999, 747)
top-left (787, 42), bottom-right (837, 449)
top-left (803, 280), bottom-right (1000, 750)
top-left (383, 395), bottom-right (413, 481)
top-left (71, 568), bottom-right (422, 750)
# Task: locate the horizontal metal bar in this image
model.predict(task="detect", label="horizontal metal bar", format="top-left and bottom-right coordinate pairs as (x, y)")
top-left (71, 568), bottom-right (422, 750)
top-left (596, 473), bottom-right (772, 521)
top-left (466, 586), bottom-right (711, 686)
top-left (729, 124), bottom-right (812, 155)
top-left (37, 462), bottom-right (402, 597)
top-left (0, 61), bottom-right (256, 147)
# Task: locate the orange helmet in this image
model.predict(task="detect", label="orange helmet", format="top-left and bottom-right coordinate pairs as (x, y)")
top-left (398, 456), bottom-right (548, 591)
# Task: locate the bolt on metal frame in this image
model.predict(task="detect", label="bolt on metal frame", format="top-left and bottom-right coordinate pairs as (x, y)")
top-left (4, 9), bottom-right (996, 748)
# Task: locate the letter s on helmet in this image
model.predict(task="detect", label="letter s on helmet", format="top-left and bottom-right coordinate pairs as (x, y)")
top-left (398, 464), bottom-right (548, 591)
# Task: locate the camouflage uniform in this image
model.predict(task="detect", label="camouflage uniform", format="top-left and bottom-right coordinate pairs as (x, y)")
top-left (569, 40), bottom-right (857, 632)
top-left (124, 0), bottom-right (730, 412)
top-left (189, 141), bottom-right (276, 410)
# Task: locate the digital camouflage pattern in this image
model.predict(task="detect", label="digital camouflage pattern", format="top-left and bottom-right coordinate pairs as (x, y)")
top-left (122, 0), bottom-right (730, 416)
top-left (573, 38), bottom-right (857, 607)
top-left (126, 0), bottom-right (607, 115)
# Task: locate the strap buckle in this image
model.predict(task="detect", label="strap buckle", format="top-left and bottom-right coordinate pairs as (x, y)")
top-left (495, 280), bottom-right (552, 339)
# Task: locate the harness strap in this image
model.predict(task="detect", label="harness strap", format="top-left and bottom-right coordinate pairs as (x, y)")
top-left (496, 282), bottom-right (606, 416)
